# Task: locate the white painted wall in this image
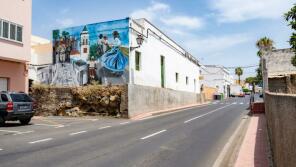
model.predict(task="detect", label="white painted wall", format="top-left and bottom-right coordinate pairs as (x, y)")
top-left (129, 19), bottom-right (200, 93)
top-left (30, 35), bottom-right (52, 81)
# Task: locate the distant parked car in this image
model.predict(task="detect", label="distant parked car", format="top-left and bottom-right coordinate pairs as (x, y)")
top-left (238, 93), bottom-right (245, 97)
top-left (0, 92), bottom-right (35, 126)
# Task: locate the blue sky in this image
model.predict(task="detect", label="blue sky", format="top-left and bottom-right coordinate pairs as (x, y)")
top-left (32, 0), bottom-right (295, 79)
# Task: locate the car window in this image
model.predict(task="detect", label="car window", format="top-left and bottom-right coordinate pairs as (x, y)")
top-left (1, 94), bottom-right (9, 102)
top-left (10, 94), bottom-right (32, 102)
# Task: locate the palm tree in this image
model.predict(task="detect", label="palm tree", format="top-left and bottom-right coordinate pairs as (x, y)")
top-left (256, 37), bottom-right (274, 53)
top-left (255, 37), bottom-right (274, 84)
top-left (235, 67), bottom-right (243, 85)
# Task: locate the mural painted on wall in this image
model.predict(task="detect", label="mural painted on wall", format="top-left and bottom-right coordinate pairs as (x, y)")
top-left (38, 18), bottom-right (130, 86)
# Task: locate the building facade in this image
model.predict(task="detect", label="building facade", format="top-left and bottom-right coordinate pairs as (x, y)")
top-left (34, 17), bottom-right (201, 116)
top-left (200, 65), bottom-right (234, 98)
top-left (262, 49), bottom-right (296, 93)
top-left (29, 35), bottom-right (52, 87)
top-left (0, 0), bottom-right (32, 92)
top-left (37, 18), bottom-right (201, 94)
top-left (129, 19), bottom-right (200, 93)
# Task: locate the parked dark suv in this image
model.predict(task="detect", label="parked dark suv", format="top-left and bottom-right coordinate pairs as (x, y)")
top-left (0, 92), bottom-right (35, 126)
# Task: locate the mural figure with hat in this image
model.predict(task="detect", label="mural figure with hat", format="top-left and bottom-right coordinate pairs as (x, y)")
top-left (100, 31), bottom-right (128, 72)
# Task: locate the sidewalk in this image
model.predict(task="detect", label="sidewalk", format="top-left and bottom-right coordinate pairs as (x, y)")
top-left (234, 114), bottom-right (270, 167)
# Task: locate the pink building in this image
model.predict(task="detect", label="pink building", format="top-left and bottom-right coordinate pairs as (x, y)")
top-left (0, 0), bottom-right (32, 93)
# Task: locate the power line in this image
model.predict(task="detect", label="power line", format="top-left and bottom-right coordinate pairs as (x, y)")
top-left (225, 65), bottom-right (259, 69)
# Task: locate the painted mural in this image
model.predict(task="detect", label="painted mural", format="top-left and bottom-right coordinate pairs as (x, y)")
top-left (38, 18), bottom-right (130, 86)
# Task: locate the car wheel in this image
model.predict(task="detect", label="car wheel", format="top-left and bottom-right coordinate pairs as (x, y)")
top-left (0, 117), bottom-right (5, 127)
top-left (19, 118), bottom-right (31, 125)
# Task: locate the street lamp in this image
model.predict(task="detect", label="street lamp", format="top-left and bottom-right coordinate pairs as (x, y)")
top-left (130, 34), bottom-right (144, 51)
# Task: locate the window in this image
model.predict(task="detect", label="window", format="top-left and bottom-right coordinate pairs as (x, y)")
top-left (10, 94), bottom-right (32, 102)
top-left (2, 21), bottom-right (9, 38)
top-left (0, 19), bottom-right (23, 43)
top-left (175, 73), bottom-right (179, 83)
top-left (186, 76), bottom-right (189, 85)
top-left (16, 26), bottom-right (22, 42)
top-left (1, 94), bottom-right (8, 102)
top-left (10, 23), bottom-right (16, 40)
top-left (0, 78), bottom-right (8, 92)
top-left (135, 51), bottom-right (141, 71)
top-left (83, 48), bottom-right (88, 53)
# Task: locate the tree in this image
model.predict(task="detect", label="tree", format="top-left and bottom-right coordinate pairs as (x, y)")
top-left (285, 3), bottom-right (296, 67)
top-left (256, 37), bottom-right (274, 52)
top-left (89, 44), bottom-right (99, 60)
top-left (52, 30), bottom-right (60, 41)
top-left (255, 37), bottom-right (274, 83)
top-left (245, 77), bottom-right (258, 84)
top-left (235, 67), bottom-right (243, 84)
top-left (245, 76), bottom-right (259, 92)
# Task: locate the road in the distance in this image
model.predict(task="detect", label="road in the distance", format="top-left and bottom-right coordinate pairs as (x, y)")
top-left (0, 97), bottom-right (250, 167)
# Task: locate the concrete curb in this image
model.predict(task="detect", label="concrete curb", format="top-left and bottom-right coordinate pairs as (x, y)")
top-left (213, 114), bottom-right (250, 167)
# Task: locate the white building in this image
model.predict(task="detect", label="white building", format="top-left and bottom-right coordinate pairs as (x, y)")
top-left (127, 18), bottom-right (202, 117)
top-left (36, 18), bottom-right (202, 117)
top-left (200, 65), bottom-right (234, 98)
top-left (29, 35), bottom-right (52, 86)
top-left (129, 18), bottom-right (201, 94)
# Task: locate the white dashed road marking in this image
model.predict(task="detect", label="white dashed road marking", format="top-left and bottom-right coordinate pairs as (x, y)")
top-left (184, 104), bottom-right (233, 124)
top-left (98, 126), bottom-right (111, 130)
top-left (141, 130), bottom-right (167, 140)
top-left (240, 102), bottom-right (244, 104)
top-left (69, 131), bottom-right (87, 136)
top-left (0, 130), bottom-right (34, 135)
top-left (34, 124), bottom-right (65, 128)
top-left (13, 131), bottom-right (34, 135)
top-left (29, 138), bottom-right (53, 144)
top-left (0, 148), bottom-right (3, 151)
top-left (232, 102), bottom-right (237, 104)
top-left (120, 122), bottom-right (130, 125)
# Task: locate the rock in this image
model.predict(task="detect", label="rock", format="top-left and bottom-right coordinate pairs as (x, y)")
top-left (100, 96), bottom-right (110, 106)
top-left (110, 95), bottom-right (117, 102)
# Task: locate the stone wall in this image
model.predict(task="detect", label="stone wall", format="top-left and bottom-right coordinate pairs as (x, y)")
top-left (265, 92), bottom-right (296, 167)
top-left (128, 84), bottom-right (204, 118)
top-left (262, 49), bottom-right (296, 93)
top-left (268, 75), bottom-right (296, 94)
top-left (30, 84), bottom-right (128, 117)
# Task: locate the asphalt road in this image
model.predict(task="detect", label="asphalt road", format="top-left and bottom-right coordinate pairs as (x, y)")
top-left (0, 97), bottom-right (250, 167)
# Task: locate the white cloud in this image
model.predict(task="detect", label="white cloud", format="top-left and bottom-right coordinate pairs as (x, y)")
top-left (55, 18), bottom-right (74, 27)
top-left (161, 16), bottom-right (204, 29)
top-left (130, 1), bottom-right (204, 35)
top-left (130, 2), bottom-right (170, 21)
top-left (211, 0), bottom-right (295, 23)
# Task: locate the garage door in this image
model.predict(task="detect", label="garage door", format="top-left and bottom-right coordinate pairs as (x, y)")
top-left (0, 78), bottom-right (8, 91)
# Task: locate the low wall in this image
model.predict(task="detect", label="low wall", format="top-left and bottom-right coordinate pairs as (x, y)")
top-left (30, 85), bottom-right (128, 117)
top-left (128, 84), bottom-right (204, 118)
top-left (265, 92), bottom-right (296, 167)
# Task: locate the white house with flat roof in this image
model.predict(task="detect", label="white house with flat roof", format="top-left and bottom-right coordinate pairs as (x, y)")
top-left (129, 18), bottom-right (201, 94)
